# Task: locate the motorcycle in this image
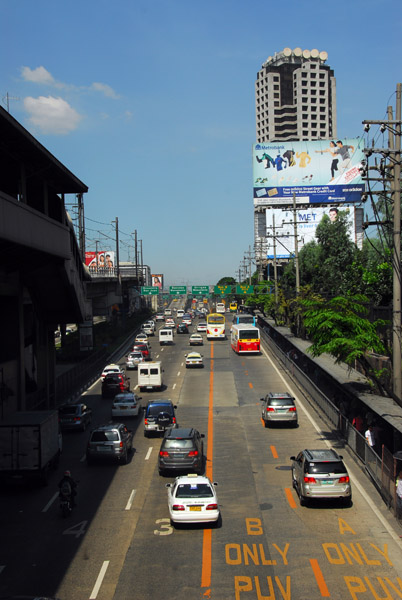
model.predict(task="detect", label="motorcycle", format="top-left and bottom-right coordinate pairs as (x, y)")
top-left (59, 490), bottom-right (73, 517)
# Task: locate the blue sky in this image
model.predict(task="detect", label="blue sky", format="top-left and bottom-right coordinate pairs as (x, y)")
top-left (2, 0), bottom-right (401, 286)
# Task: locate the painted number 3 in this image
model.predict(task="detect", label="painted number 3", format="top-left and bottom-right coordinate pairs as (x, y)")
top-left (154, 518), bottom-right (173, 536)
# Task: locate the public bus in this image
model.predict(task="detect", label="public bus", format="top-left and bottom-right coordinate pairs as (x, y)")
top-left (232, 313), bottom-right (256, 326)
top-left (206, 313), bottom-right (226, 339)
top-left (216, 302), bottom-right (225, 313)
top-left (231, 324), bottom-right (260, 354)
top-left (229, 301), bottom-right (238, 313)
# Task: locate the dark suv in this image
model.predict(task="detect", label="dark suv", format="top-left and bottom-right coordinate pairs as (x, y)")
top-left (144, 400), bottom-right (178, 437)
top-left (260, 392), bottom-right (298, 427)
top-left (158, 427), bottom-right (205, 475)
top-left (290, 449), bottom-right (352, 506)
top-left (86, 423), bottom-right (133, 464)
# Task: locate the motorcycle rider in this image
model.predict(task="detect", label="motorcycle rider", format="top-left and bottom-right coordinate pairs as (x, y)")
top-left (58, 470), bottom-right (77, 507)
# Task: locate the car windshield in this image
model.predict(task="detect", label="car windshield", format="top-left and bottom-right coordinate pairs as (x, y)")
top-left (91, 431), bottom-right (119, 442)
top-left (148, 405), bottom-right (172, 417)
top-left (269, 399), bottom-right (294, 407)
top-left (105, 375), bottom-right (121, 383)
top-left (175, 483), bottom-right (213, 498)
top-left (59, 406), bottom-right (79, 415)
top-left (163, 439), bottom-right (194, 449)
top-left (307, 461), bottom-right (346, 475)
top-left (115, 395), bottom-right (135, 403)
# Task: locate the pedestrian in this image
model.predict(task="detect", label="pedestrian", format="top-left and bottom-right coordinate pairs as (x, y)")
top-left (396, 471), bottom-right (402, 518)
top-left (365, 425), bottom-right (377, 453)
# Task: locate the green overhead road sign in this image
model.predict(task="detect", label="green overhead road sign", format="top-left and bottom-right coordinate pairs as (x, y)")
top-left (141, 286), bottom-right (159, 295)
top-left (236, 284), bottom-right (254, 295)
top-left (169, 286), bottom-right (187, 295)
top-left (192, 285), bottom-right (209, 295)
top-left (214, 285), bottom-right (231, 296)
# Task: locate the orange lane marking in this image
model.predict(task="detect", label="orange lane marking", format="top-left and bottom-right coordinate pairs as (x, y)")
top-left (260, 418), bottom-right (266, 427)
top-left (248, 382), bottom-right (253, 389)
top-left (284, 487), bottom-right (297, 509)
top-left (310, 558), bottom-right (331, 597)
top-left (270, 445), bottom-right (278, 459)
top-left (201, 342), bottom-right (214, 590)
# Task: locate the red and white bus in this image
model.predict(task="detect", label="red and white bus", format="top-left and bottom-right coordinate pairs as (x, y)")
top-left (231, 324), bottom-right (260, 354)
top-left (206, 313), bottom-right (225, 339)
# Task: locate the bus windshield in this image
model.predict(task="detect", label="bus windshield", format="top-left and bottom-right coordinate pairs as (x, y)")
top-left (239, 329), bottom-right (259, 339)
top-left (207, 314), bottom-right (225, 325)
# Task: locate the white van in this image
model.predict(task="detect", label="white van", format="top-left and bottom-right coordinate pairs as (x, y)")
top-left (138, 361), bottom-right (163, 391)
top-left (159, 328), bottom-right (174, 345)
top-left (177, 309), bottom-right (185, 319)
top-left (164, 308), bottom-right (172, 317)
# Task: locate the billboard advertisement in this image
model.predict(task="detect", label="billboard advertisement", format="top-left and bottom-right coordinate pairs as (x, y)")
top-left (264, 206), bottom-right (359, 259)
top-left (85, 251), bottom-right (115, 271)
top-left (151, 274), bottom-right (163, 289)
top-left (253, 138), bottom-right (365, 206)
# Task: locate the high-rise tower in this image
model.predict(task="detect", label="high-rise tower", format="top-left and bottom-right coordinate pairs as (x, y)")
top-left (255, 47), bottom-right (337, 143)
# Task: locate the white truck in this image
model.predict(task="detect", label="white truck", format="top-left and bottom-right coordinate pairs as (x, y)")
top-left (0, 411), bottom-right (61, 485)
top-left (138, 361), bottom-right (164, 391)
top-left (159, 328), bottom-right (174, 345)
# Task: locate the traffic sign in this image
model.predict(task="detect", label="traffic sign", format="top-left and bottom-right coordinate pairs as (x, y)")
top-left (192, 285), bottom-right (209, 295)
top-left (236, 284), bottom-right (254, 295)
top-left (141, 286), bottom-right (159, 295)
top-left (214, 285), bottom-right (231, 296)
top-left (169, 286), bottom-right (187, 295)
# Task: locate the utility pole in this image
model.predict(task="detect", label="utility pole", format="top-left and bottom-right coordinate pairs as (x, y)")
top-left (293, 192), bottom-right (300, 295)
top-left (133, 230), bottom-right (138, 288)
top-left (77, 193), bottom-right (85, 260)
top-left (112, 217), bottom-right (119, 276)
top-left (362, 82), bottom-right (402, 404)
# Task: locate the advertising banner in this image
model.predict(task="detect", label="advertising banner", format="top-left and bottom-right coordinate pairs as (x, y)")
top-left (85, 251), bottom-right (115, 271)
top-left (151, 274), bottom-right (164, 289)
top-left (253, 138), bottom-right (365, 206)
top-left (265, 206), bottom-right (357, 259)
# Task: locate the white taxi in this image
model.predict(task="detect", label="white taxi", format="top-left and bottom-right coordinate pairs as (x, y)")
top-left (166, 474), bottom-right (219, 525)
top-left (185, 352), bottom-right (203, 368)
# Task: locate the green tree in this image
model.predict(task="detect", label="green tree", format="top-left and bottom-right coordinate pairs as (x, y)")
top-left (301, 293), bottom-right (390, 397)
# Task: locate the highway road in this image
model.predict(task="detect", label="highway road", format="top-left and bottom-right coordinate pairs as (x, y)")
top-left (1, 307), bottom-right (402, 600)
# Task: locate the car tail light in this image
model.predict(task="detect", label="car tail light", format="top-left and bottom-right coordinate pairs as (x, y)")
top-left (338, 476), bottom-right (350, 483)
top-left (119, 441), bottom-right (124, 448)
top-left (172, 504), bottom-right (185, 511)
top-left (172, 417), bottom-right (176, 424)
top-left (144, 418), bottom-right (148, 425)
top-left (266, 407), bottom-right (275, 412)
top-left (304, 476), bottom-right (316, 483)
top-left (289, 407), bottom-right (297, 412)
top-left (159, 451), bottom-right (169, 457)
top-left (74, 417), bottom-right (81, 422)
top-left (206, 504), bottom-right (218, 510)
top-left (187, 450), bottom-right (198, 457)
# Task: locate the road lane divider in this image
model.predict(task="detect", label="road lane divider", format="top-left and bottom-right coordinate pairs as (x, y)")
top-left (201, 341), bottom-right (214, 592)
top-left (89, 560), bottom-right (109, 600)
top-left (270, 445), bottom-right (278, 459)
top-left (284, 487), bottom-right (297, 509)
top-left (145, 448), bottom-right (153, 460)
top-left (309, 558), bottom-right (330, 597)
top-left (125, 489), bottom-right (136, 511)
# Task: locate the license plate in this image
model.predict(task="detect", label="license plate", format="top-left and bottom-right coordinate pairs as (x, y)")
top-left (189, 506), bottom-right (202, 511)
top-left (119, 406), bottom-right (127, 410)
top-left (97, 446), bottom-right (112, 452)
top-left (321, 479), bottom-right (334, 485)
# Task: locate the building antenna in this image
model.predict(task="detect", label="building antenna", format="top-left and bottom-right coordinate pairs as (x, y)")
top-left (2, 92), bottom-right (21, 113)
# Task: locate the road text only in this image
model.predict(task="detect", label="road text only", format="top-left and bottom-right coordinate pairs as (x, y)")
top-left (225, 519), bottom-right (401, 599)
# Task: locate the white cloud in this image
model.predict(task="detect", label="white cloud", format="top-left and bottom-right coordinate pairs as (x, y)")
top-left (21, 66), bottom-right (56, 85)
top-left (23, 96), bottom-right (82, 134)
top-left (91, 82), bottom-right (120, 99)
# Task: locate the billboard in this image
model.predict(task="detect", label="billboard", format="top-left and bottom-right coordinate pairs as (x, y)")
top-left (151, 274), bottom-right (163, 289)
top-left (264, 206), bottom-right (360, 259)
top-left (253, 138), bottom-right (365, 206)
top-left (85, 251), bottom-right (115, 271)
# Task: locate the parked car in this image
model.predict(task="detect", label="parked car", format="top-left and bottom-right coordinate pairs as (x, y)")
top-left (112, 392), bottom-right (142, 418)
top-left (290, 448), bottom-right (352, 506)
top-left (158, 427), bottom-right (204, 475)
top-left (125, 351), bottom-right (145, 370)
top-left (86, 423), bottom-right (133, 464)
top-left (144, 400), bottom-right (177, 437)
top-left (101, 363), bottom-right (123, 381)
top-left (185, 352), bottom-right (203, 368)
top-left (102, 373), bottom-right (129, 398)
top-left (165, 474), bottom-right (219, 525)
top-left (260, 392), bottom-right (298, 427)
top-left (189, 333), bottom-right (203, 346)
top-left (58, 402), bottom-right (92, 432)
top-left (177, 323), bottom-right (189, 334)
